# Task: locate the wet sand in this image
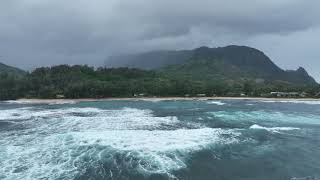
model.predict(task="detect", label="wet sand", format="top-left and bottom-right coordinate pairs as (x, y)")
top-left (9, 97), bottom-right (320, 104)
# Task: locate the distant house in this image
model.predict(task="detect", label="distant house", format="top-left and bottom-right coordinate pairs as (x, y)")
top-left (260, 93), bottom-right (271, 97)
top-left (270, 92), bottom-right (283, 97)
top-left (288, 92), bottom-right (300, 97)
top-left (196, 94), bottom-right (206, 97)
top-left (270, 92), bottom-right (300, 98)
top-left (56, 94), bottom-right (65, 99)
top-left (226, 92), bottom-right (240, 97)
top-left (300, 92), bottom-right (309, 98)
top-left (133, 93), bottom-right (146, 97)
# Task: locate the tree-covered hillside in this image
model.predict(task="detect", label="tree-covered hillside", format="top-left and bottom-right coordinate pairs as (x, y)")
top-left (0, 64), bottom-right (319, 100)
top-left (107, 45), bottom-right (317, 85)
top-left (0, 65), bottom-right (196, 99)
top-left (0, 62), bottom-right (26, 76)
top-left (1, 45), bottom-right (319, 100)
top-left (107, 50), bottom-right (193, 70)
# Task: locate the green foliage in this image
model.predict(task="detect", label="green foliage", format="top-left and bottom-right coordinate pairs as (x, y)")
top-left (0, 62), bottom-right (26, 76)
top-left (0, 73), bottom-right (27, 100)
top-left (1, 46), bottom-right (319, 100)
top-left (0, 64), bottom-right (319, 100)
top-left (110, 45), bottom-right (318, 85)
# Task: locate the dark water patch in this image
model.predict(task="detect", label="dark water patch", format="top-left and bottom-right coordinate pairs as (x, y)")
top-left (0, 121), bottom-right (32, 132)
top-left (70, 112), bottom-right (99, 117)
top-left (174, 134), bottom-right (320, 180)
top-left (0, 121), bottom-right (12, 130)
top-left (12, 165), bottom-right (29, 173)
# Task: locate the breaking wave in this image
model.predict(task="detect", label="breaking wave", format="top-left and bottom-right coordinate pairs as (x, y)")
top-left (250, 124), bottom-right (300, 132)
top-left (0, 128), bottom-right (239, 179)
top-left (207, 101), bottom-right (226, 106)
top-left (0, 107), bottom-right (182, 131)
top-left (209, 110), bottom-right (320, 125)
top-left (4, 100), bottom-right (78, 105)
top-left (0, 106), bottom-right (241, 179)
top-left (2, 100), bottom-right (317, 180)
top-left (260, 100), bottom-right (320, 105)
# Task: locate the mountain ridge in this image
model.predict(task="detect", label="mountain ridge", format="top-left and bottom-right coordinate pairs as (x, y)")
top-left (106, 45), bottom-right (317, 85)
top-left (0, 62), bottom-right (26, 76)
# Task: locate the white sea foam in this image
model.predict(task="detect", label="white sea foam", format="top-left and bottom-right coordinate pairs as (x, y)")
top-left (207, 101), bottom-right (226, 106)
top-left (0, 107), bottom-right (93, 121)
top-left (0, 105), bottom-right (244, 179)
top-left (4, 100), bottom-right (32, 104)
top-left (250, 124), bottom-right (300, 132)
top-left (72, 128), bottom-right (239, 173)
top-left (260, 100), bottom-right (320, 105)
top-left (0, 107), bottom-right (35, 120)
top-left (0, 109), bottom-right (240, 180)
top-left (0, 106), bottom-right (240, 179)
top-left (4, 99), bottom-right (78, 105)
top-left (0, 107), bottom-right (183, 133)
top-left (48, 101), bottom-right (77, 105)
top-left (72, 128), bottom-right (239, 152)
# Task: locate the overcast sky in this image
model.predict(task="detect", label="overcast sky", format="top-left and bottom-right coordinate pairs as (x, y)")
top-left (0, 0), bottom-right (319, 81)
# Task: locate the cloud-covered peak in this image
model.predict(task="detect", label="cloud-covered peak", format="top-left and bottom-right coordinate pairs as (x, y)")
top-left (0, 0), bottom-right (319, 80)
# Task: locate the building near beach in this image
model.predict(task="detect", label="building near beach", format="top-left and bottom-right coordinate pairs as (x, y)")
top-left (270, 92), bottom-right (303, 98)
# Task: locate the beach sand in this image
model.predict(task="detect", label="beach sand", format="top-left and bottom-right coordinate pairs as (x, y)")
top-left (8, 97), bottom-right (320, 104)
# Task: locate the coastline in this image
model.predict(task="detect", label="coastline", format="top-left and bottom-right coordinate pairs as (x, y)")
top-left (6, 96), bottom-right (320, 104)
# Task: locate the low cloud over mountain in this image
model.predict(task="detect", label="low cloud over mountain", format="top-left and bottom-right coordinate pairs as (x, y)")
top-left (0, 0), bottom-right (320, 80)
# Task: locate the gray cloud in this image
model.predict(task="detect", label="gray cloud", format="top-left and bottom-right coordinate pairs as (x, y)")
top-left (0, 0), bottom-right (319, 80)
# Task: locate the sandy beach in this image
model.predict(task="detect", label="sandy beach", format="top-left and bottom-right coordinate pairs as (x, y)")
top-left (6, 96), bottom-right (319, 104)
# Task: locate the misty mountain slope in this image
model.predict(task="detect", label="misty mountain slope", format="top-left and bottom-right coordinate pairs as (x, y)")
top-left (106, 46), bottom-right (317, 85)
top-left (163, 46), bottom-right (317, 85)
top-left (106, 50), bottom-right (193, 69)
top-left (0, 62), bottom-right (26, 76)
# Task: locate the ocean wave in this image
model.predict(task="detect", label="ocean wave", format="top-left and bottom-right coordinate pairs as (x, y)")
top-left (209, 111), bottom-right (320, 125)
top-left (250, 124), bottom-right (300, 132)
top-left (3, 100), bottom-right (29, 104)
top-left (260, 100), bottom-right (320, 105)
top-left (207, 101), bottom-right (226, 106)
top-left (4, 100), bottom-right (78, 105)
top-left (0, 127), bottom-right (240, 179)
top-left (48, 101), bottom-right (77, 105)
top-left (0, 104), bottom-right (243, 179)
top-left (0, 107), bottom-right (182, 131)
top-left (0, 107), bottom-right (35, 121)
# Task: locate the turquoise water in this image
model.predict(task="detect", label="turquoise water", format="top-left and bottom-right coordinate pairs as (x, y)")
top-left (0, 99), bottom-right (320, 180)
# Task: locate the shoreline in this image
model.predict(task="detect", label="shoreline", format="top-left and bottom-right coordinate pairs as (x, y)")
top-left (5, 97), bottom-right (320, 104)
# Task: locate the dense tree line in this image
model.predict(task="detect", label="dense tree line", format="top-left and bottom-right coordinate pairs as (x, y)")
top-left (0, 65), bottom-right (319, 100)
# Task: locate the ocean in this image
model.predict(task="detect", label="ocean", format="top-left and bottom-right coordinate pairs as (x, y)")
top-left (0, 99), bottom-right (320, 180)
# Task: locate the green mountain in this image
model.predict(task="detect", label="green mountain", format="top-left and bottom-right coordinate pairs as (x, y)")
top-left (0, 59), bottom-right (319, 100)
top-left (0, 63), bottom-right (26, 100)
top-left (107, 45), bottom-right (317, 85)
top-left (107, 50), bottom-right (193, 70)
top-left (0, 62), bottom-right (26, 76)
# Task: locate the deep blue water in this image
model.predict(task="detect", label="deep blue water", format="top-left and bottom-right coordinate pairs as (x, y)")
top-left (0, 99), bottom-right (320, 180)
